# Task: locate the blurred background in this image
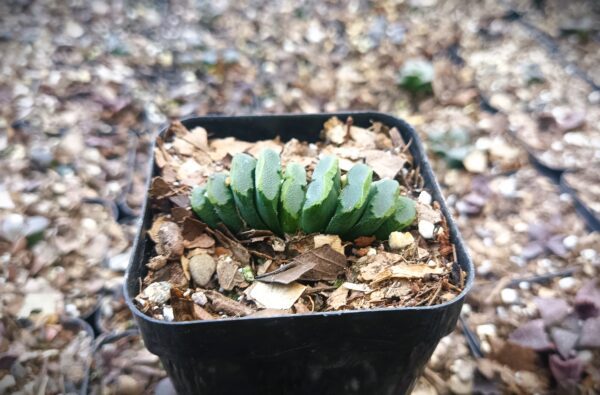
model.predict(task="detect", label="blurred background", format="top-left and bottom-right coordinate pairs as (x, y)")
top-left (0, 0), bottom-right (598, 393)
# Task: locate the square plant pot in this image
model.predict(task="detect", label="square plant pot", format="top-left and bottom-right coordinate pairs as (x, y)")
top-left (125, 112), bottom-right (474, 395)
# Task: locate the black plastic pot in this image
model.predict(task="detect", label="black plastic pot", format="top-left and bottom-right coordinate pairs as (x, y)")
top-left (61, 317), bottom-right (95, 395)
top-left (125, 112), bottom-right (475, 395)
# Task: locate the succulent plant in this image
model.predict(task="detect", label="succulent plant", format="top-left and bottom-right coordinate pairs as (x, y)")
top-left (191, 150), bottom-right (417, 240)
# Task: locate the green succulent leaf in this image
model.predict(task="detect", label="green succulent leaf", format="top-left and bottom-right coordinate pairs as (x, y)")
top-left (206, 173), bottom-right (245, 233)
top-left (326, 163), bottom-right (373, 235)
top-left (255, 149), bottom-right (283, 235)
top-left (230, 153), bottom-right (267, 230)
top-left (190, 186), bottom-right (221, 228)
top-left (299, 156), bottom-right (341, 233)
top-left (374, 196), bottom-right (417, 240)
top-left (345, 179), bottom-right (399, 240)
top-left (279, 163), bottom-right (307, 234)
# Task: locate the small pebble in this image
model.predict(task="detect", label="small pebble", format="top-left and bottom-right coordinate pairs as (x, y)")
top-left (388, 231), bottom-right (414, 250)
top-left (417, 191), bottom-right (432, 205)
top-left (519, 281), bottom-right (531, 290)
top-left (562, 235), bottom-right (578, 249)
top-left (461, 303), bottom-right (472, 315)
top-left (162, 306), bottom-right (174, 321)
top-left (0, 213), bottom-right (25, 242)
top-left (451, 359), bottom-right (475, 382)
top-left (108, 250), bottom-right (131, 272)
top-left (581, 249), bottom-right (596, 261)
top-left (578, 350), bottom-right (593, 365)
top-left (115, 374), bottom-right (141, 395)
top-left (191, 291), bottom-right (208, 306)
top-left (476, 324), bottom-right (497, 338)
top-left (189, 254), bottom-right (216, 286)
top-left (418, 220), bottom-right (435, 239)
top-left (463, 149), bottom-right (488, 173)
top-left (143, 282), bottom-right (172, 304)
top-left (366, 248), bottom-right (377, 256)
top-left (558, 276), bottom-right (577, 292)
top-left (29, 145), bottom-right (54, 169)
top-left (500, 288), bottom-right (519, 304)
top-left (477, 260), bottom-right (493, 276)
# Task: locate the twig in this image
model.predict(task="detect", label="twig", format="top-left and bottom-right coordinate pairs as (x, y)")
top-left (427, 283), bottom-right (442, 306)
top-left (304, 285), bottom-right (337, 294)
top-left (507, 267), bottom-right (577, 287)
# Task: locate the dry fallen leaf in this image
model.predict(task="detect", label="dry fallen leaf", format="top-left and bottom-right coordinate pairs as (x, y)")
top-left (210, 229), bottom-right (251, 265)
top-left (249, 282), bottom-right (307, 310)
top-left (313, 234), bottom-right (344, 254)
top-left (255, 245), bottom-right (346, 284)
top-left (327, 286), bottom-right (349, 310)
top-left (204, 290), bottom-right (254, 316)
top-left (149, 177), bottom-right (174, 199)
top-left (156, 222), bottom-right (184, 259)
top-left (369, 264), bottom-right (445, 284)
top-left (342, 282), bottom-right (371, 293)
top-left (170, 288), bottom-right (196, 321)
top-left (209, 137), bottom-right (253, 160)
top-left (184, 233), bottom-right (215, 249)
top-left (365, 150), bottom-right (406, 180)
top-left (148, 216), bottom-right (171, 243)
top-left (216, 255), bottom-right (247, 290)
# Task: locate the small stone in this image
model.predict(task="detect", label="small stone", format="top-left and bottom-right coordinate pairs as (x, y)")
top-left (558, 277), bottom-right (577, 292)
top-left (162, 306), bottom-right (174, 321)
top-left (501, 288), bottom-right (519, 304)
top-left (477, 260), bottom-right (493, 276)
top-left (388, 231), bottom-right (414, 250)
top-left (562, 235), bottom-right (578, 249)
top-left (65, 20), bottom-right (84, 38)
top-left (143, 282), bottom-right (172, 304)
top-left (476, 324), bottom-right (497, 338)
top-left (417, 191), bottom-right (432, 205)
top-left (0, 375), bottom-right (16, 393)
top-left (0, 187), bottom-right (15, 210)
top-left (29, 145), bottom-right (54, 169)
top-left (24, 216), bottom-right (49, 236)
top-left (189, 254), bottom-right (216, 287)
top-left (449, 374), bottom-right (472, 395)
top-left (366, 248), bottom-right (377, 256)
top-left (108, 250), bottom-right (131, 272)
top-left (461, 304), bottom-right (471, 314)
top-left (581, 249), bottom-right (596, 261)
top-left (451, 359), bottom-right (475, 382)
top-left (0, 213), bottom-right (25, 242)
top-left (18, 292), bottom-right (63, 318)
top-left (191, 292), bottom-right (208, 306)
top-left (418, 220), bottom-right (435, 239)
top-left (577, 350), bottom-right (593, 365)
top-left (325, 124), bottom-right (347, 145)
top-left (115, 374), bottom-right (141, 395)
top-left (463, 150), bottom-right (488, 173)
top-left (519, 281), bottom-right (531, 290)
top-left (417, 247), bottom-right (429, 260)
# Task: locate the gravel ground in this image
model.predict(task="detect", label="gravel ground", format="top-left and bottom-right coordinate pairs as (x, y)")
top-left (0, 0), bottom-right (598, 393)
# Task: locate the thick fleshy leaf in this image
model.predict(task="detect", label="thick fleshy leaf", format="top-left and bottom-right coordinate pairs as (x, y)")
top-left (508, 319), bottom-right (553, 351)
top-left (534, 297), bottom-right (570, 325)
